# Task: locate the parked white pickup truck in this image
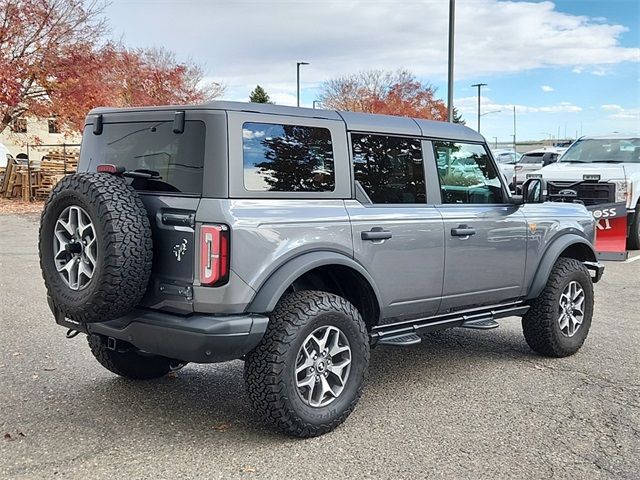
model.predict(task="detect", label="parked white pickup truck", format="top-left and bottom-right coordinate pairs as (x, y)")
top-left (536, 135), bottom-right (640, 249)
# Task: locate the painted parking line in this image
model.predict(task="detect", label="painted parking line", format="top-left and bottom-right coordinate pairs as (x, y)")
top-left (624, 254), bottom-right (640, 263)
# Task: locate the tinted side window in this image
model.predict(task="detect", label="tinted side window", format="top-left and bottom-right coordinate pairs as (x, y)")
top-left (242, 122), bottom-right (335, 192)
top-left (351, 134), bottom-right (425, 204)
top-left (434, 141), bottom-right (505, 204)
top-left (82, 120), bottom-right (205, 194)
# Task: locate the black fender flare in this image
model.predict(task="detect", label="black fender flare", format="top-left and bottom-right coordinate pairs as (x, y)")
top-left (526, 234), bottom-right (597, 300)
top-left (246, 251), bottom-right (383, 315)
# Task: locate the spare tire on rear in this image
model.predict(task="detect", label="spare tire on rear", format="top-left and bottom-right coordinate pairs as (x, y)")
top-left (39, 173), bottom-right (153, 323)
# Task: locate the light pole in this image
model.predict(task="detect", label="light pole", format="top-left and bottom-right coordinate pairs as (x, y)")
top-left (447, 0), bottom-right (455, 122)
top-left (512, 106), bottom-right (517, 154)
top-left (296, 61), bottom-right (309, 107)
top-left (471, 83), bottom-right (487, 133)
top-left (481, 109), bottom-right (501, 117)
top-left (492, 137), bottom-right (498, 149)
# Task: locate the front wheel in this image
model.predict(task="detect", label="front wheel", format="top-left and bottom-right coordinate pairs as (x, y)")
top-left (522, 258), bottom-right (594, 357)
top-left (244, 291), bottom-right (370, 437)
top-left (627, 208), bottom-right (640, 250)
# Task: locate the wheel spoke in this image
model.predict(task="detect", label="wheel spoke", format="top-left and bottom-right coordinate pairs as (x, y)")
top-left (318, 375), bottom-right (336, 401)
top-left (61, 258), bottom-right (79, 289)
top-left (295, 352), bottom-right (314, 376)
top-left (328, 360), bottom-right (351, 386)
top-left (558, 312), bottom-right (569, 331)
top-left (572, 286), bottom-right (584, 302)
top-left (296, 372), bottom-right (316, 390)
top-left (78, 259), bottom-right (93, 281)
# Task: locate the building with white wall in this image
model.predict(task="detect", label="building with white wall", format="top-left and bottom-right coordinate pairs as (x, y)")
top-left (0, 117), bottom-right (81, 157)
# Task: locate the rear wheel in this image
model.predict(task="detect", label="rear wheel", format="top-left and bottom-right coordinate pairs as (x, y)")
top-left (522, 258), bottom-right (594, 357)
top-left (87, 335), bottom-right (179, 380)
top-left (244, 291), bottom-right (369, 437)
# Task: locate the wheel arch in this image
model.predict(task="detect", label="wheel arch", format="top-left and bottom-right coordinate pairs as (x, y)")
top-left (246, 251), bottom-right (382, 329)
top-left (526, 234), bottom-right (597, 300)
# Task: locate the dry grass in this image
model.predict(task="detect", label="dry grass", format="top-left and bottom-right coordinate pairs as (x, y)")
top-left (0, 198), bottom-right (44, 215)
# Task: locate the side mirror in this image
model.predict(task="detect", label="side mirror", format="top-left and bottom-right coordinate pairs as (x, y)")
top-left (522, 177), bottom-right (547, 203)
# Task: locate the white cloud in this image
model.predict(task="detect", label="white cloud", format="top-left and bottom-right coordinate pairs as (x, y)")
top-left (541, 85), bottom-right (554, 92)
top-left (601, 104), bottom-right (640, 120)
top-left (242, 128), bottom-right (265, 140)
top-left (456, 96), bottom-right (582, 115)
top-left (107, 0), bottom-right (640, 104)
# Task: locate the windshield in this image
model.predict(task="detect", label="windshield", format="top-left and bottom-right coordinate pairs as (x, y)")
top-left (520, 153), bottom-right (544, 164)
top-left (495, 152), bottom-right (520, 164)
top-left (560, 138), bottom-right (640, 163)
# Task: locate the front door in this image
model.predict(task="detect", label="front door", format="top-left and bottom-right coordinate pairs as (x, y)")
top-left (345, 133), bottom-right (444, 323)
top-left (432, 140), bottom-right (527, 312)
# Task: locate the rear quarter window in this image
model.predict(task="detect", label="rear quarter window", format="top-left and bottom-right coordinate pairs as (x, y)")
top-left (242, 122), bottom-right (335, 192)
top-left (81, 120), bottom-right (205, 194)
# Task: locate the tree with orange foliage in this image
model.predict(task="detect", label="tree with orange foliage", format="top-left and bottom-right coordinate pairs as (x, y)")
top-left (0, 0), bottom-right (224, 135)
top-left (319, 69), bottom-right (448, 121)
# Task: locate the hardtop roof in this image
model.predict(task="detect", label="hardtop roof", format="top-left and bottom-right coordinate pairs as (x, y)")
top-left (88, 100), bottom-right (484, 142)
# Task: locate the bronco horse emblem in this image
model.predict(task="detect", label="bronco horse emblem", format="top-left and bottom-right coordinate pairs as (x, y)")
top-left (173, 239), bottom-right (188, 262)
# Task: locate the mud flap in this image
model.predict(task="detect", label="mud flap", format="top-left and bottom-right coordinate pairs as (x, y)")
top-left (589, 203), bottom-right (628, 261)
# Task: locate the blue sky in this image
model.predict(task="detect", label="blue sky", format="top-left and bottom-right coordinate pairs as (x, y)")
top-left (106, 0), bottom-right (639, 141)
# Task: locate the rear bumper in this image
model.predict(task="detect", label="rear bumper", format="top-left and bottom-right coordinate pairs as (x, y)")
top-left (50, 298), bottom-right (268, 363)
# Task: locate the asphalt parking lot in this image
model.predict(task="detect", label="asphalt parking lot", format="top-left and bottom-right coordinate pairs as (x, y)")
top-left (1, 213), bottom-right (638, 480)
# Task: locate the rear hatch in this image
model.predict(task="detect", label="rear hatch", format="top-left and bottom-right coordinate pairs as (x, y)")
top-left (79, 115), bottom-right (206, 314)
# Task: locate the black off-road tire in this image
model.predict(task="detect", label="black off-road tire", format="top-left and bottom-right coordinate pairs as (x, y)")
top-left (244, 291), bottom-right (370, 438)
top-left (87, 335), bottom-right (173, 380)
top-left (39, 173), bottom-right (152, 323)
top-left (627, 207), bottom-right (640, 250)
top-left (522, 258), bottom-right (594, 357)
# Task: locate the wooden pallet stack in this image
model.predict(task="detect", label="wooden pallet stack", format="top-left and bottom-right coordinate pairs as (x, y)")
top-left (0, 148), bottom-right (79, 201)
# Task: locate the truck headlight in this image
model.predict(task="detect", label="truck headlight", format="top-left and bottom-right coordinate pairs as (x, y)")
top-left (611, 179), bottom-right (632, 206)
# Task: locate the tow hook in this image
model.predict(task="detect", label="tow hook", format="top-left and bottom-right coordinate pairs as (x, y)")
top-left (107, 337), bottom-right (117, 351)
top-left (66, 329), bottom-right (81, 339)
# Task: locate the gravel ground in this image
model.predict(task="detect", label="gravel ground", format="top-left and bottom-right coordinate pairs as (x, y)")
top-left (1, 213), bottom-right (638, 479)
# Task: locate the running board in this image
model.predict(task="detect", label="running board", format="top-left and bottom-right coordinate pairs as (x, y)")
top-left (459, 318), bottom-right (499, 330)
top-left (371, 303), bottom-right (529, 344)
top-left (377, 333), bottom-right (421, 347)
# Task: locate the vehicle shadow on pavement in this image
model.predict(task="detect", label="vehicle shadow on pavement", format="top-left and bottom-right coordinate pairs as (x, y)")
top-left (67, 322), bottom-right (535, 441)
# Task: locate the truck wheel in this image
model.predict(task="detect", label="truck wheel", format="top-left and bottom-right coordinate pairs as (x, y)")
top-left (244, 291), bottom-right (369, 437)
top-left (522, 258), bottom-right (593, 357)
top-left (88, 335), bottom-right (175, 380)
top-left (39, 173), bottom-right (152, 323)
top-left (627, 208), bottom-right (640, 250)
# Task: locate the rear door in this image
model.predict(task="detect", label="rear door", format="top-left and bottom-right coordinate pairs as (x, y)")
top-left (80, 111), bottom-right (212, 313)
top-left (345, 133), bottom-right (444, 323)
top-left (433, 140), bottom-right (527, 312)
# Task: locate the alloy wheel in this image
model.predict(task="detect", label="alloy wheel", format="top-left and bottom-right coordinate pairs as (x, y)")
top-left (53, 205), bottom-right (97, 291)
top-left (295, 325), bottom-right (352, 408)
top-left (558, 280), bottom-right (585, 337)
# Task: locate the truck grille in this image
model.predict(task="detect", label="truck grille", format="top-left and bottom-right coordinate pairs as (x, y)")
top-left (547, 181), bottom-right (615, 206)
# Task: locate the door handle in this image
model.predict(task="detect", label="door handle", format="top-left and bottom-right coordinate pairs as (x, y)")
top-left (451, 225), bottom-right (476, 237)
top-left (361, 228), bottom-right (392, 241)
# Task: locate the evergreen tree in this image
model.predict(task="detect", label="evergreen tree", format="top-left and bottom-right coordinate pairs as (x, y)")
top-left (249, 85), bottom-right (273, 103)
top-left (452, 107), bottom-right (465, 125)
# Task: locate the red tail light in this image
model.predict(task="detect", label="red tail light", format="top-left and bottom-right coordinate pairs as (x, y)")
top-left (200, 225), bottom-right (230, 286)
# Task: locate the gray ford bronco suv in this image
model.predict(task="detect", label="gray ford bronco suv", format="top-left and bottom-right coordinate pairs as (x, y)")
top-left (39, 101), bottom-right (604, 437)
